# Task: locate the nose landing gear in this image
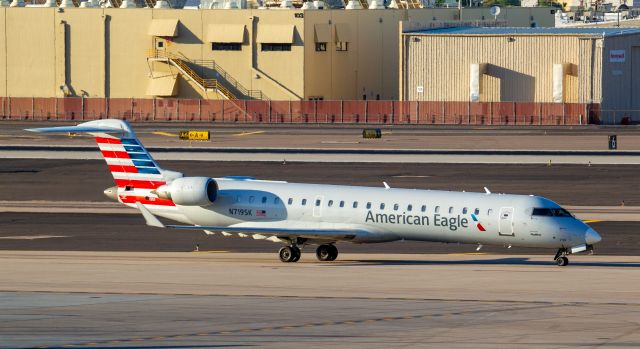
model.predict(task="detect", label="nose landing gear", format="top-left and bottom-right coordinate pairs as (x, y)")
top-left (554, 248), bottom-right (569, 266)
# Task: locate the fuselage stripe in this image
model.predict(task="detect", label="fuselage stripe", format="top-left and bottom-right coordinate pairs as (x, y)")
top-left (119, 195), bottom-right (175, 206)
top-left (115, 179), bottom-right (166, 189)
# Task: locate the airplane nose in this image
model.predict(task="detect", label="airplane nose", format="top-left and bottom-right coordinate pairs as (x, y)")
top-left (584, 228), bottom-right (602, 244)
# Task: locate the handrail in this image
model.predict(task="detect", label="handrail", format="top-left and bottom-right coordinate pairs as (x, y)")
top-left (149, 49), bottom-right (267, 100)
top-left (148, 49), bottom-right (237, 100)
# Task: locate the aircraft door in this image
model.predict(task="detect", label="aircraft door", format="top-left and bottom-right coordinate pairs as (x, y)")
top-left (313, 195), bottom-right (324, 218)
top-left (499, 207), bottom-right (515, 236)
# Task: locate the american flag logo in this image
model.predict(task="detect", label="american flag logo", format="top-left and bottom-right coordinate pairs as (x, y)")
top-left (256, 210), bottom-right (266, 217)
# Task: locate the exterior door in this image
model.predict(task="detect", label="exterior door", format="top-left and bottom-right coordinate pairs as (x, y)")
top-left (313, 195), bottom-right (324, 218)
top-left (632, 47), bottom-right (640, 118)
top-left (499, 207), bottom-right (514, 236)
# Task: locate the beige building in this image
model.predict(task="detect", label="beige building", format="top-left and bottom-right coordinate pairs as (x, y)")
top-left (400, 27), bottom-right (640, 112)
top-left (0, 7), bottom-right (553, 101)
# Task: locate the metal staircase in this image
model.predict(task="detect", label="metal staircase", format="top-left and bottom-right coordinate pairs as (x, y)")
top-left (148, 50), bottom-right (237, 100)
top-left (396, 0), bottom-right (422, 8)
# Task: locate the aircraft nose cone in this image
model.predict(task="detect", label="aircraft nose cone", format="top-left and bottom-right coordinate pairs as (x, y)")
top-left (585, 228), bottom-right (602, 244)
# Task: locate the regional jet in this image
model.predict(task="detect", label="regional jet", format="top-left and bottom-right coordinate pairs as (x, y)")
top-left (27, 119), bottom-right (601, 266)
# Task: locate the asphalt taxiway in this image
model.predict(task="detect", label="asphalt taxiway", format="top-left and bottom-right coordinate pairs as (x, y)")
top-left (1, 252), bottom-right (640, 349)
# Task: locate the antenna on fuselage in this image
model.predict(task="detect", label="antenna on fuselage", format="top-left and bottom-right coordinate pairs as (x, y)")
top-left (383, 182), bottom-right (390, 189)
top-left (484, 187), bottom-right (491, 194)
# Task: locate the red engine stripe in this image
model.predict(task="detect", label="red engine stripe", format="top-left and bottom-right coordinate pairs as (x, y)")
top-left (108, 165), bottom-right (138, 173)
top-left (101, 150), bottom-right (130, 159)
top-left (114, 179), bottom-right (166, 189)
top-left (95, 137), bottom-right (122, 145)
top-left (119, 195), bottom-right (175, 206)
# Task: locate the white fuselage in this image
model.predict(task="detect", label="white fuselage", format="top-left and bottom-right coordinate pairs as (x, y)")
top-left (137, 178), bottom-right (594, 249)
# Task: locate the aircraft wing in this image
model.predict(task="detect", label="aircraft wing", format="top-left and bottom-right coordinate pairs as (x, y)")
top-left (136, 203), bottom-right (378, 242)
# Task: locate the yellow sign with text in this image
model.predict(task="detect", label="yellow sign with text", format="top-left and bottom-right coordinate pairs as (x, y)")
top-left (179, 130), bottom-right (210, 141)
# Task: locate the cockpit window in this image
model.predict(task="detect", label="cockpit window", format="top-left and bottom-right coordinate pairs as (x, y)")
top-left (532, 208), bottom-right (572, 217)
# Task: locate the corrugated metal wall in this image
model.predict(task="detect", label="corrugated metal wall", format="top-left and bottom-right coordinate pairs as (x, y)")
top-left (403, 34), bottom-right (603, 103)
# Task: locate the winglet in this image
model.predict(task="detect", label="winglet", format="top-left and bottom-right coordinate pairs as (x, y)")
top-left (484, 187), bottom-right (491, 194)
top-left (135, 202), bottom-right (166, 228)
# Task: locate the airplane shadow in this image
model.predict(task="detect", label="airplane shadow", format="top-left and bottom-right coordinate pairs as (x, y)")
top-left (338, 257), bottom-right (640, 268)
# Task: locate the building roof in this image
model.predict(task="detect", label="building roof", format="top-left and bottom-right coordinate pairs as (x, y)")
top-left (407, 26), bottom-right (640, 37)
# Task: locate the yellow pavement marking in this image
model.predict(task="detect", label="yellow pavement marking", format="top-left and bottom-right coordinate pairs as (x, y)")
top-left (151, 131), bottom-right (178, 137)
top-left (583, 219), bottom-right (603, 224)
top-left (233, 131), bottom-right (265, 137)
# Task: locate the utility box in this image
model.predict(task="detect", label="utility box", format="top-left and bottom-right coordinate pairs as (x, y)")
top-left (362, 129), bottom-right (382, 139)
top-left (609, 135), bottom-right (617, 150)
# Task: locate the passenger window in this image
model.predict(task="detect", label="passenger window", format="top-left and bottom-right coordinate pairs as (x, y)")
top-left (393, 204), bottom-right (399, 211)
top-left (262, 197), bottom-right (267, 204)
top-left (302, 199), bottom-right (307, 206)
top-left (435, 206), bottom-right (440, 213)
top-left (340, 201), bottom-right (345, 208)
top-left (488, 209), bottom-right (493, 216)
top-left (328, 200), bottom-right (333, 207)
top-left (249, 196), bottom-right (256, 203)
top-left (288, 198), bottom-right (293, 205)
top-left (274, 197), bottom-right (280, 204)
top-left (353, 202), bottom-right (358, 208)
top-left (474, 208), bottom-right (480, 215)
top-left (421, 205), bottom-right (427, 212)
top-left (449, 207), bottom-right (454, 214)
top-left (407, 204), bottom-right (413, 212)
top-left (462, 207), bottom-right (468, 214)
top-left (316, 199), bottom-right (321, 206)
top-left (366, 202), bottom-right (372, 209)
top-left (380, 203), bottom-right (385, 210)
top-left (236, 196), bottom-right (241, 203)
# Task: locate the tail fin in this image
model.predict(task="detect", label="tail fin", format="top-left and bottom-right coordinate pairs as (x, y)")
top-left (27, 119), bottom-right (182, 207)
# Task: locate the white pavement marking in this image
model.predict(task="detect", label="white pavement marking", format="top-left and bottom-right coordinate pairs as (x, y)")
top-left (2, 149), bottom-right (640, 164)
top-left (0, 235), bottom-right (68, 240)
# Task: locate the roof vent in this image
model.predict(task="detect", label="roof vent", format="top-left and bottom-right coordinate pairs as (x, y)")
top-left (345, 0), bottom-right (361, 9)
top-left (43, 0), bottom-right (57, 6)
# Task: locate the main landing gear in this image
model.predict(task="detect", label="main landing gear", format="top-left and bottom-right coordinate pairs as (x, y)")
top-left (554, 248), bottom-right (569, 266)
top-left (316, 244), bottom-right (338, 262)
top-left (278, 244), bottom-right (339, 263)
top-left (279, 246), bottom-right (301, 263)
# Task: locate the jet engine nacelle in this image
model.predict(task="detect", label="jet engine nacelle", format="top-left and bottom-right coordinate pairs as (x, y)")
top-left (155, 177), bottom-right (218, 206)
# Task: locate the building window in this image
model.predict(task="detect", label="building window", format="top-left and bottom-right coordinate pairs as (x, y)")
top-left (261, 43), bottom-right (291, 51)
top-left (309, 96), bottom-right (324, 101)
top-left (336, 41), bottom-right (348, 51)
top-left (212, 43), bottom-right (241, 51)
top-left (156, 41), bottom-right (164, 49)
top-left (315, 42), bottom-right (327, 52)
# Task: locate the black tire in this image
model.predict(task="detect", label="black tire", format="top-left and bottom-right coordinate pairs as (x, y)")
top-left (328, 244), bottom-right (338, 261)
top-left (279, 246), bottom-right (295, 263)
top-left (555, 256), bottom-right (569, 266)
top-left (316, 245), bottom-right (333, 261)
top-left (291, 246), bottom-right (301, 262)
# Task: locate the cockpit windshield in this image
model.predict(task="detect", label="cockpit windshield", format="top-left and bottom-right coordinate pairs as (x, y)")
top-left (532, 208), bottom-right (573, 217)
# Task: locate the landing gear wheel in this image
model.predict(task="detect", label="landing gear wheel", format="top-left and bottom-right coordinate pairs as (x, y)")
top-left (316, 244), bottom-right (338, 261)
top-left (555, 256), bottom-right (569, 266)
top-left (328, 244), bottom-right (338, 261)
top-left (291, 246), bottom-right (301, 262)
top-left (279, 246), bottom-right (298, 263)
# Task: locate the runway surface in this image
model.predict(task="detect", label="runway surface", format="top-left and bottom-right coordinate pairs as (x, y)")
top-left (1, 252), bottom-right (640, 349)
top-left (3, 121), bottom-right (640, 151)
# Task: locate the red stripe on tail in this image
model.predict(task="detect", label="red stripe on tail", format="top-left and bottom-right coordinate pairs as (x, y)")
top-left (101, 150), bottom-right (130, 159)
top-left (95, 137), bottom-right (122, 145)
top-left (115, 179), bottom-right (166, 189)
top-left (108, 165), bottom-right (138, 173)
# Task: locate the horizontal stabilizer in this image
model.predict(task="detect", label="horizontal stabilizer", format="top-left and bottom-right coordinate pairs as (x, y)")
top-left (26, 125), bottom-right (124, 134)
